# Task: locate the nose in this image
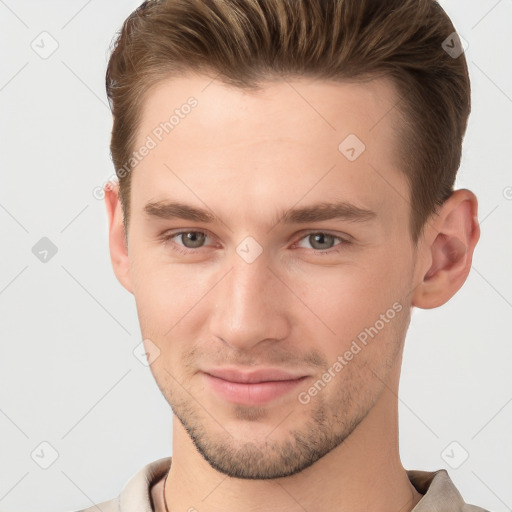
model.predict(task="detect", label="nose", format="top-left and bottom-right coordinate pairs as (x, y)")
top-left (208, 250), bottom-right (291, 352)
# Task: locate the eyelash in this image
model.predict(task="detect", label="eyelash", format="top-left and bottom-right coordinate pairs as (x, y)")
top-left (159, 230), bottom-right (351, 256)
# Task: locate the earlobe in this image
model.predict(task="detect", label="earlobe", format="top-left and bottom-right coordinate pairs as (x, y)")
top-left (104, 181), bottom-right (134, 295)
top-left (411, 189), bottom-right (480, 309)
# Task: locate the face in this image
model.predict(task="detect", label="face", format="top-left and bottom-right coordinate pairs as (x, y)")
top-left (121, 74), bottom-right (420, 479)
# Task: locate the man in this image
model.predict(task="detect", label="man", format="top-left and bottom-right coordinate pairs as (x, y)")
top-left (80, 0), bottom-right (488, 510)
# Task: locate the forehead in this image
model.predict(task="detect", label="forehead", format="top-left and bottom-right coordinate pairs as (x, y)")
top-left (130, 73), bottom-right (409, 232)
top-left (136, 73), bottom-right (401, 150)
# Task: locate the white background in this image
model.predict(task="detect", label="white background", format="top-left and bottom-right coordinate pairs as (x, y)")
top-left (0, 1), bottom-right (511, 511)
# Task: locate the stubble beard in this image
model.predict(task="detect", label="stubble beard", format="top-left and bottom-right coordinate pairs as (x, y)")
top-left (167, 372), bottom-right (378, 479)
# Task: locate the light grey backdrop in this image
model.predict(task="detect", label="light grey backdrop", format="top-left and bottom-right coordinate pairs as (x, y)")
top-left (0, 1), bottom-right (510, 511)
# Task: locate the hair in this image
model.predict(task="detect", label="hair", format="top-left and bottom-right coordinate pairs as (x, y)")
top-left (105, 0), bottom-right (470, 246)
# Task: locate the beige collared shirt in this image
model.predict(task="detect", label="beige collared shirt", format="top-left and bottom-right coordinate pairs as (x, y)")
top-left (73, 456), bottom-right (491, 512)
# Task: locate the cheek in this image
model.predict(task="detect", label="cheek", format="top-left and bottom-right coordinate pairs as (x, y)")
top-left (129, 251), bottom-right (196, 337)
top-left (129, 232), bottom-right (412, 361)
top-left (297, 249), bottom-right (410, 357)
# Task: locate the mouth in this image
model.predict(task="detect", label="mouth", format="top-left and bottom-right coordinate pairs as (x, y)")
top-left (202, 369), bottom-right (309, 406)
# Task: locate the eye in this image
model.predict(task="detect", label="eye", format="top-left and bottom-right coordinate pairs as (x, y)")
top-left (175, 231), bottom-right (207, 249)
top-left (160, 229), bottom-right (351, 256)
top-left (295, 232), bottom-right (350, 253)
top-left (160, 230), bottom-right (213, 255)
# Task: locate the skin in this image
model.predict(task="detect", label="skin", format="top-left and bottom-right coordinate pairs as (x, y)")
top-left (105, 73), bottom-right (480, 512)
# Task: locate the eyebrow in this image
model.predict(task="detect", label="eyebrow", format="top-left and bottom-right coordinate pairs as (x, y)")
top-left (144, 199), bottom-right (377, 226)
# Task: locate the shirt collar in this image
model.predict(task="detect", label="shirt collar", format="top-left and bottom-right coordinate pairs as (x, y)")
top-left (119, 456), bottom-right (171, 512)
top-left (117, 457), bottom-right (480, 512)
top-left (408, 469), bottom-right (465, 512)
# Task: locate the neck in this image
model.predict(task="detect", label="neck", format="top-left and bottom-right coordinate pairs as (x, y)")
top-left (164, 362), bottom-right (422, 512)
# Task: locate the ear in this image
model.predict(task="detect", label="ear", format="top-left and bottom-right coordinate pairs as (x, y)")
top-left (411, 189), bottom-right (480, 309)
top-left (104, 180), bottom-right (134, 294)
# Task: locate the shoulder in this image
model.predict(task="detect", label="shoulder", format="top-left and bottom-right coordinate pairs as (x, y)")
top-left (66, 496), bottom-right (119, 512)
top-left (64, 456), bottom-right (171, 512)
top-left (462, 505), bottom-right (492, 512)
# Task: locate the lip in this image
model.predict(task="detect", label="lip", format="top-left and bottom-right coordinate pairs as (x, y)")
top-left (202, 368), bottom-right (309, 406)
top-left (204, 367), bottom-right (308, 383)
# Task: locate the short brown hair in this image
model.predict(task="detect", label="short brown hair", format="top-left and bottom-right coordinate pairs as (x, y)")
top-left (105, 0), bottom-right (470, 245)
